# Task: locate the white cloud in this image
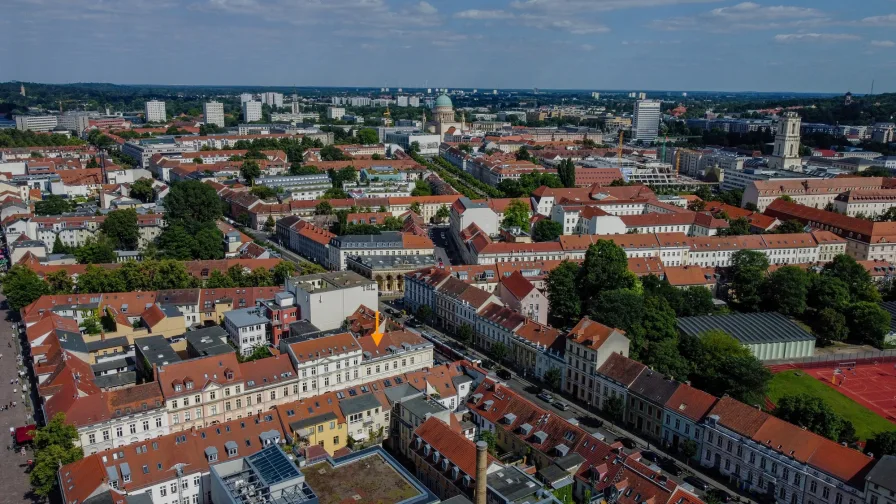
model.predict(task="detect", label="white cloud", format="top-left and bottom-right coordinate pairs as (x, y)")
top-left (871, 40), bottom-right (896, 47)
top-left (656, 2), bottom-right (830, 31)
top-left (860, 14), bottom-right (896, 26)
top-left (580, 43), bottom-right (595, 51)
top-left (414, 1), bottom-right (437, 15)
top-left (510, 0), bottom-right (722, 13)
top-left (454, 9), bottom-right (515, 20)
top-left (774, 33), bottom-right (860, 42)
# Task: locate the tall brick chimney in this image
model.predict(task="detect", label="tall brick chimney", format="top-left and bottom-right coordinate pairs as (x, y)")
top-left (475, 441), bottom-right (488, 504)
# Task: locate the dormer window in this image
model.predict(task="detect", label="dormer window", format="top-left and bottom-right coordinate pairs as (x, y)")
top-left (174, 384), bottom-right (182, 392)
top-left (185, 381), bottom-right (193, 390)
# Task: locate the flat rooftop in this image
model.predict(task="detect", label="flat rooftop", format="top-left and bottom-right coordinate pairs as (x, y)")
top-left (302, 448), bottom-right (438, 504)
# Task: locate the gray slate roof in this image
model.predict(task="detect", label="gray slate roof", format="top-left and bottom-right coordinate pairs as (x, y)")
top-left (677, 312), bottom-right (816, 345)
top-left (866, 455), bottom-right (896, 493)
top-left (339, 393), bottom-right (382, 416)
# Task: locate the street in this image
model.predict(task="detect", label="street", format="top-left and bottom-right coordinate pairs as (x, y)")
top-left (428, 224), bottom-right (458, 266)
top-left (0, 295), bottom-right (41, 504)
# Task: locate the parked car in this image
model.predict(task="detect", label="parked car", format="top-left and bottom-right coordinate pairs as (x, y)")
top-left (640, 450), bottom-right (661, 464)
top-left (616, 437), bottom-right (637, 449)
top-left (684, 476), bottom-right (711, 492)
top-left (553, 401), bottom-right (570, 411)
top-left (706, 489), bottom-right (731, 503)
top-left (537, 391), bottom-right (553, 402)
top-left (496, 368), bottom-right (512, 380)
top-left (661, 461), bottom-right (683, 477)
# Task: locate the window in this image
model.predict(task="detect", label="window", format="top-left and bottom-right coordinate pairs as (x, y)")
top-left (129, 424), bottom-right (136, 434)
top-left (210, 391), bottom-right (216, 400)
top-left (142, 420), bottom-right (149, 431)
top-left (88, 433), bottom-right (96, 444)
top-left (317, 425), bottom-right (323, 433)
top-left (810, 481), bottom-right (817, 494)
top-left (333, 436), bottom-right (339, 445)
top-left (160, 487), bottom-right (167, 497)
top-left (103, 430), bottom-right (110, 441)
top-left (170, 483), bottom-right (177, 494)
top-left (270, 391), bottom-right (276, 401)
top-left (182, 480), bottom-right (189, 490)
top-left (193, 476), bottom-right (200, 487)
top-left (173, 414), bottom-right (179, 424)
top-left (116, 426), bottom-right (123, 437)
top-left (822, 487), bottom-right (830, 499)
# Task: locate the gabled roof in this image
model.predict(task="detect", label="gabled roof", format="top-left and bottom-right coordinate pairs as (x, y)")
top-left (499, 270), bottom-right (536, 301)
top-left (414, 416), bottom-right (497, 478)
top-left (596, 353), bottom-right (647, 388)
top-left (664, 384), bottom-right (717, 422)
top-left (567, 317), bottom-right (625, 350)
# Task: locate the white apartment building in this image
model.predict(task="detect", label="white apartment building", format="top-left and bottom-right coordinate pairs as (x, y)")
top-left (260, 92), bottom-right (283, 108)
top-left (240, 93), bottom-right (254, 103)
top-left (144, 101), bottom-right (166, 123)
top-left (76, 384), bottom-right (171, 455)
top-left (327, 107), bottom-right (346, 120)
top-left (285, 271), bottom-right (378, 331)
top-left (15, 115), bottom-right (58, 132)
top-left (203, 101), bottom-right (225, 128)
top-left (242, 101), bottom-right (262, 122)
top-left (223, 308), bottom-right (269, 356)
top-left (564, 317), bottom-right (630, 405)
top-left (633, 100), bottom-right (661, 143)
top-left (327, 231), bottom-right (434, 271)
top-left (832, 189), bottom-right (896, 218)
top-left (742, 177), bottom-right (887, 212)
top-left (384, 131), bottom-right (441, 156)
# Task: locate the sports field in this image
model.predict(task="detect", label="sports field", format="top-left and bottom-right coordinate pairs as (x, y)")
top-left (768, 368), bottom-right (896, 441)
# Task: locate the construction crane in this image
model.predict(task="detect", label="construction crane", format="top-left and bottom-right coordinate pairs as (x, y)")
top-left (617, 130), bottom-right (624, 161)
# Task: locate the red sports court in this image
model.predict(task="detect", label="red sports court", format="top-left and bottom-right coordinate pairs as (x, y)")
top-left (798, 361), bottom-right (896, 424)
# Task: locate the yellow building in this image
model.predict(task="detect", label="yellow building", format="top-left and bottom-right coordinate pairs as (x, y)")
top-left (275, 391), bottom-right (348, 455)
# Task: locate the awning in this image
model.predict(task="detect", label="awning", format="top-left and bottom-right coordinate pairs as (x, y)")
top-left (15, 425), bottom-right (36, 444)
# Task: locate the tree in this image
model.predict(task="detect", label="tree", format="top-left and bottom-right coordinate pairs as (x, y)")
top-left (411, 179), bottom-right (433, 197)
top-left (847, 302), bottom-right (891, 347)
top-left (779, 195), bottom-right (794, 203)
top-left (263, 216), bottom-right (275, 233)
top-left (322, 187), bottom-right (348, 200)
top-left (544, 368), bottom-right (562, 391)
top-left (74, 236), bottom-right (118, 264)
top-left (532, 219), bottom-right (563, 242)
top-left (808, 275), bottom-right (851, 312)
top-left (477, 430), bottom-right (497, 455)
top-left (576, 240), bottom-right (637, 304)
top-left (1, 265), bottom-right (50, 310)
top-left (763, 265), bottom-right (809, 316)
top-left (250, 186), bottom-right (278, 199)
top-left (272, 262), bottom-right (296, 285)
top-left (812, 308), bottom-right (849, 345)
top-left (86, 157), bottom-right (100, 168)
top-left (681, 440), bottom-right (698, 465)
top-left (603, 394), bottom-right (625, 422)
top-left (238, 345), bottom-right (273, 363)
top-left (728, 250), bottom-right (770, 311)
top-left (52, 235), bottom-right (72, 255)
top-left (77, 265), bottom-right (126, 293)
top-left (382, 216), bottom-right (403, 231)
top-left (357, 128), bottom-right (379, 145)
top-left (501, 199), bottom-right (530, 229)
top-left (45, 270), bottom-right (74, 294)
top-left (117, 260), bottom-right (154, 291)
top-left (315, 201), bottom-right (333, 215)
top-left (775, 220), bottom-right (806, 234)
top-left (491, 342), bottom-right (508, 363)
top-left (30, 413), bottom-right (83, 498)
top-left (681, 330), bottom-right (772, 405)
top-left (320, 144), bottom-right (348, 161)
top-left (546, 261), bottom-right (581, 327)
top-left (457, 323), bottom-right (474, 346)
top-left (557, 158), bottom-right (577, 188)
top-left (240, 160), bottom-right (262, 185)
top-left (100, 208), bottom-right (140, 250)
top-left (866, 431), bottom-right (896, 457)
top-left (409, 202), bottom-right (422, 215)
top-left (775, 394), bottom-right (851, 441)
top-left (823, 255), bottom-right (880, 303)
top-left (164, 180), bottom-right (223, 228)
top-left (644, 337), bottom-right (691, 380)
top-left (34, 194), bottom-right (74, 216)
top-left (416, 305), bottom-right (433, 324)
top-left (515, 145), bottom-right (531, 161)
top-left (153, 260), bottom-right (195, 290)
top-left (678, 287), bottom-right (716, 317)
top-left (435, 205), bottom-right (450, 223)
top-left (129, 177), bottom-right (155, 203)
top-left (588, 290), bottom-right (644, 347)
top-left (721, 217), bottom-right (751, 236)
top-left (410, 141), bottom-right (421, 153)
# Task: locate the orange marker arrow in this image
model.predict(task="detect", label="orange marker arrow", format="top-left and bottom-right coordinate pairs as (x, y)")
top-left (371, 310), bottom-right (385, 347)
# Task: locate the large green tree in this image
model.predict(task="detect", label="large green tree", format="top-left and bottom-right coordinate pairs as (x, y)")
top-left (775, 394), bottom-right (854, 442)
top-left (866, 431), bottom-right (896, 457)
top-left (1, 265), bottom-right (49, 310)
top-left (34, 195), bottom-right (75, 216)
top-left (100, 208), bottom-right (140, 250)
top-left (763, 265), bottom-right (809, 316)
top-left (808, 275), bottom-right (851, 312)
top-left (30, 413), bottom-right (83, 498)
top-left (240, 160), bottom-right (262, 185)
top-left (546, 261), bottom-right (581, 327)
top-left (163, 180), bottom-right (223, 228)
top-left (823, 254), bottom-right (880, 303)
top-left (501, 199), bottom-right (530, 229)
top-left (557, 158), bottom-right (577, 188)
top-left (532, 219), bottom-right (563, 242)
top-left (77, 265), bottom-right (127, 293)
top-left (681, 330), bottom-right (772, 405)
top-left (728, 249), bottom-right (770, 311)
top-left (272, 261), bottom-right (297, 285)
top-left (74, 236), bottom-right (118, 264)
top-left (357, 128), bottom-right (379, 145)
top-left (576, 240), bottom-right (637, 304)
top-left (129, 177), bottom-right (155, 203)
top-left (812, 308), bottom-right (849, 345)
top-left (847, 302), bottom-right (891, 347)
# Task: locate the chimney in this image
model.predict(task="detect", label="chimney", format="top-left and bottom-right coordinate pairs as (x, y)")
top-left (475, 441), bottom-right (488, 504)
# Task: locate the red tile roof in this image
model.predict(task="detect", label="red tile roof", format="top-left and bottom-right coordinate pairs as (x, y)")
top-left (664, 383), bottom-right (717, 422)
top-left (567, 316), bottom-right (625, 350)
top-left (499, 270), bottom-right (536, 301)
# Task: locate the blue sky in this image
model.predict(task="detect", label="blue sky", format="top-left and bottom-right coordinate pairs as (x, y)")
top-left (2, 0), bottom-right (895, 93)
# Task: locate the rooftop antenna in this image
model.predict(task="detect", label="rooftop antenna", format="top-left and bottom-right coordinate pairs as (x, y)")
top-left (870, 80), bottom-right (875, 96)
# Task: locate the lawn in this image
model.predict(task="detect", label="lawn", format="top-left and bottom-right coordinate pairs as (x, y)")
top-left (767, 370), bottom-right (896, 441)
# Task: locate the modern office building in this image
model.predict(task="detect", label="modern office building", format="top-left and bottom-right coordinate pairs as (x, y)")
top-left (144, 100), bottom-right (166, 123)
top-left (242, 101), bottom-right (263, 122)
top-left (14, 115), bottom-right (58, 132)
top-left (632, 99), bottom-right (661, 143)
top-left (203, 101), bottom-right (225, 128)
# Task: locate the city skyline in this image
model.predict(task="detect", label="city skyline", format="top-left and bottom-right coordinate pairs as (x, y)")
top-left (3, 0), bottom-right (895, 93)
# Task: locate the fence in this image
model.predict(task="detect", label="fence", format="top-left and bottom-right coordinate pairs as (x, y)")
top-left (766, 349), bottom-right (896, 370)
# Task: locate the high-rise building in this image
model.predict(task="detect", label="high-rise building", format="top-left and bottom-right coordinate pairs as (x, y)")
top-left (327, 107), bottom-right (346, 120)
top-left (242, 101), bottom-right (262, 122)
top-left (768, 112), bottom-right (802, 171)
top-left (57, 113), bottom-right (91, 133)
top-left (261, 92), bottom-right (283, 108)
top-left (632, 99), bottom-right (661, 143)
top-left (144, 100), bottom-right (166, 123)
top-left (396, 96), bottom-right (409, 107)
top-left (239, 93), bottom-right (254, 103)
top-left (203, 101), bottom-right (225, 128)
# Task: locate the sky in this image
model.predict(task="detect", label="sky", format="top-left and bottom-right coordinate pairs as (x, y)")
top-left (1, 0), bottom-right (895, 93)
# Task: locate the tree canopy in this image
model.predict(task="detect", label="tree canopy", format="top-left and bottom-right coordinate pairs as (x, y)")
top-left (501, 199), bottom-right (530, 229)
top-left (100, 208), bottom-right (140, 250)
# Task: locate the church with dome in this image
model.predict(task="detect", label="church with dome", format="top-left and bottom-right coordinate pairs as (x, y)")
top-left (428, 94), bottom-right (466, 139)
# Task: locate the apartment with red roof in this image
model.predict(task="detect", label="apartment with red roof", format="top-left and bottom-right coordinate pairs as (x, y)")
top-left (564, 317), bottom-right (630, 404)
top-left (495, 270), bottom-right (547, 324)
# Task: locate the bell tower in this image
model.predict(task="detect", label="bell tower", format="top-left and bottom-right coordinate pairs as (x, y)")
top-left (769, 112), bottom-right (802, 171)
